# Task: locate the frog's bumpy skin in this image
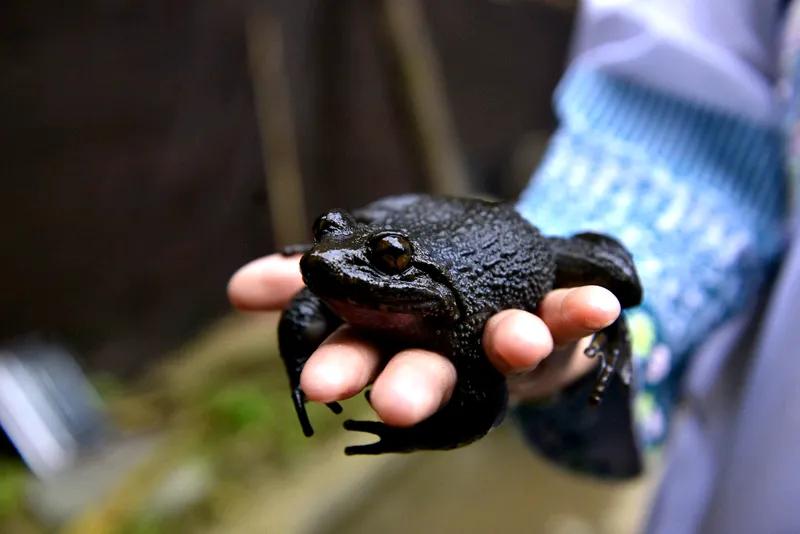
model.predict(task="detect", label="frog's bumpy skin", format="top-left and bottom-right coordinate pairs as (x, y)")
top-left (278, 195), bottom-right (642, 454)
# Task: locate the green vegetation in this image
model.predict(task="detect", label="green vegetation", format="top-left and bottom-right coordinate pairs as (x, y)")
top-left (0, 313), bottom-right (363, 533)
top-left (0, 461), bottom-right (26, 519)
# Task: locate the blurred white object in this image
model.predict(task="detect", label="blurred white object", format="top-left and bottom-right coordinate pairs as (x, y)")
top-left (0, 341), bottom-right (109, 478)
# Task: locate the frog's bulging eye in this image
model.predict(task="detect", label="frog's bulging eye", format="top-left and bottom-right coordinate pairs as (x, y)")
top-left (368, 233), bottom-right (413, 274)
top-left (313, 210), bottom-right (353, 241)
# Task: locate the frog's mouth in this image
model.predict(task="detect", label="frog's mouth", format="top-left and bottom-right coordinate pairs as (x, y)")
top-left (323, 298), bottom-right (444, 340)
top-left (300, 248), bottom-right (461, 333)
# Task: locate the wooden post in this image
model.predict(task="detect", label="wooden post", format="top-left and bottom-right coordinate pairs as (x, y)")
top-left (245, 7), bottom-right (308, 246)
top-left (381, 0), bottom-right (471, 196)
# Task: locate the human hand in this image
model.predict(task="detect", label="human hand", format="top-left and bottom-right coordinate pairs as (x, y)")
top-left (228, 254), bottom-right (621, 427)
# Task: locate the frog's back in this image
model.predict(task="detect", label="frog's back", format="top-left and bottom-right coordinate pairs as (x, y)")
top-left (355, 194), bottom-right (555, 315)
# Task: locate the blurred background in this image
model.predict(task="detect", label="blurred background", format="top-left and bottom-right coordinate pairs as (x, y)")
top-left (0, 0), bottom-right (656, 532)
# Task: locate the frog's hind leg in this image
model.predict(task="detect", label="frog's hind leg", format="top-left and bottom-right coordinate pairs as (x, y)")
top-left (279, 288), bottom-right (344, 436)
top-left (584, 316), bottom-right (633, 405)
top-left (342, 392), bottom-right (504, 456)
top-left (343, 362), bottom-right (508, 455)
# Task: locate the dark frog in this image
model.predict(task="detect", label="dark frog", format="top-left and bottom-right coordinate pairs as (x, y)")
top-left (277, 194), bottom-right (642, 455)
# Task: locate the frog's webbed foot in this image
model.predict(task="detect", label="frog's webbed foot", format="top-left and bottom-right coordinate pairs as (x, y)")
top-left (279, 243), bottom-right (312, 256)
top-left (291, 387), bottom-right (314, 437)
top-left (342, 420), bottom-right (413, 455)
top-left (343, 374), bottom-right (507, 455)
top-left (584, 316), bottom-right (633, 405)
top-left (342, 417), bottom-right (461, 455)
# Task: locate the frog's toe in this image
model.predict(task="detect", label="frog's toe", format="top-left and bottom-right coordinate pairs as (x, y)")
top-left (584, 331), bottom-right (608, 359)
top-left (291, 388), bottom-right (315, 437)
top-left (343, 419), bottom-right (389, 455)
top-left (343, 419), bottom-right (385, 435)
top-left (344, 442), bottom-right (385, 455)
top-left (344, 419), bottom-right (405, 456)
top-left (585, 316), bottom-right (632, 405)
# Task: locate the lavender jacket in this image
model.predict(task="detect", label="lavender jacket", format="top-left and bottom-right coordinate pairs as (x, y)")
top-left (515, 1), bottom-right (800, 531)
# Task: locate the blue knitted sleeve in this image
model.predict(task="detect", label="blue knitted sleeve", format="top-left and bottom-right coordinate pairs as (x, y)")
top-left (513, 67), bottom-right (788, 477)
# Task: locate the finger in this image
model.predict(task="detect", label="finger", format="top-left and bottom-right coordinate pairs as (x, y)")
top-left (482, 309), bottom-right (554, 376)
top-left (300, 326), bottom-right (383, 403)
top-left (369, 349), bottom-right (456, 427)
top-left (507, 338), bottom-right (597, 401)
top-left (537, 286), bottom-right (620, 347)
top-left (227, 254), bottom-right (305, 311)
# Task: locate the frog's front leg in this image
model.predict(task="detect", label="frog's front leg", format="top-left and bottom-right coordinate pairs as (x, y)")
top-left (547, 232), bottom-right (643, 404)
top-left (547, 232), bottom-right (642, 307)
top-left (278, 287), bottom-right (344, 436)
top-left (343, 355), bottom-right (507, 455)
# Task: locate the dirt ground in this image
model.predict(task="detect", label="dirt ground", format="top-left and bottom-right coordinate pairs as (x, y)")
top-left (325, 425), bottom-right (657, 534)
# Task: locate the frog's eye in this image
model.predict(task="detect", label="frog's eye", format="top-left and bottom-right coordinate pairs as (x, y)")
top-left (368, 233), bottom-right (413, 274)
top-left (313, 210), bottom-right (354, 241)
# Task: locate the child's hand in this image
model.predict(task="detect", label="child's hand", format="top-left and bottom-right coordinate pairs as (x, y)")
top-left (228, 254), bottom-right (620, 427)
